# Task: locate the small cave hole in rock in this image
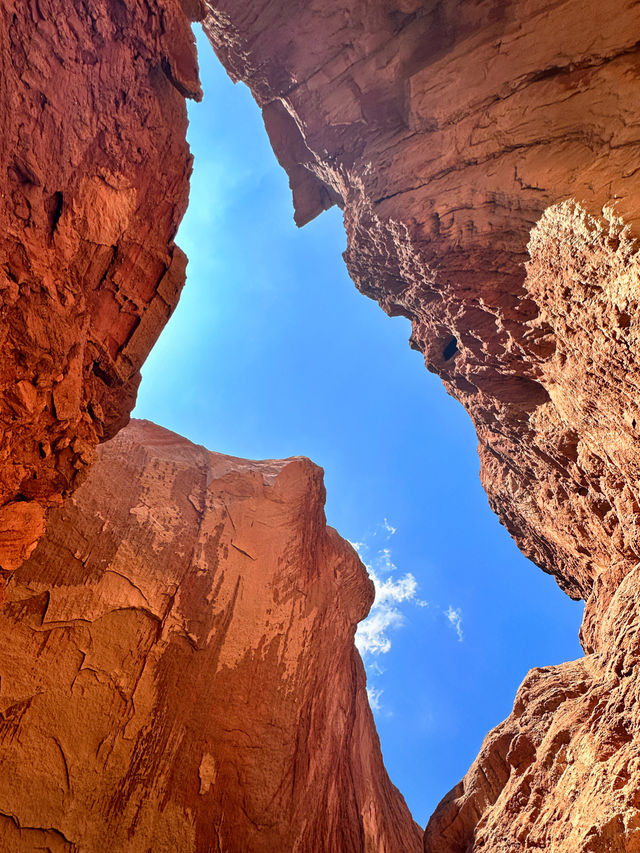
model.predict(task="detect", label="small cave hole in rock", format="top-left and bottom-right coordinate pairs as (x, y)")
top-left (47, 190), bottom-right (63, 235)
top-left (442, 335), bottom-right (458, 361)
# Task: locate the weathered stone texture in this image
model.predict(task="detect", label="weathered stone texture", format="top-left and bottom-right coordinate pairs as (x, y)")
top-left (0, 420), bottom-right (422, 852)
top-left (203, 0), bottom-right (640, 600)
top-left (424, 561), bottom-right (640, 852)
top-left (200, 2), bottom-right (640, 849)
top-left (4, 0), bottom-right (640, 848)
top-left (0, 0), bottom-right (200, 575)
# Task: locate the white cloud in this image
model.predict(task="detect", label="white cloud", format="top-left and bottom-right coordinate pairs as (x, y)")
top-left (445, 605), bottom-right (464, 642)
top-left (353, 522), bottom-right (465, 714)
top-left (355, 540), bottom-right (422, 657)
top-left (382, 518), bottom-right (396, 537)
top-left (367, 686), bottom-right (384, 713)
top-left (368, 659), bottom-right (385, 677)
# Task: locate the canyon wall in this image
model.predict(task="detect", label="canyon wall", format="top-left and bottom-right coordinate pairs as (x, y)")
top-left (203, 0), bottom-right (640, 603)
top-left (0, 3), bottom-right (425, 849)
top-left (0, 0), bottom-right (200, 576)
top-left (2, 0), bottom-right (640, 850)
top-left (0, 420), bottom-right (422, 852)
top-left (424, 565), bottom-right (640, 851)
top-left (200, 1), bottom-right (640, 849)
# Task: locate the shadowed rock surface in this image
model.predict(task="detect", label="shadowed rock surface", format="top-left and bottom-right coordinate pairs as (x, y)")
top-left (199, 2), bottom-right (640, 849)
top-left (3, 0), bottom-right (640, 848)
top-left (0, 0), bottom-right (200, 575)
top-left (0, 420), bottom-right (422, 852)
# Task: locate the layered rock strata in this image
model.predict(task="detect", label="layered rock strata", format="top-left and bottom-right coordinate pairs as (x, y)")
top-left (4, 0), bottom-right (640, 849)
top-left (203, 0), bottom-right (640, 601)
top-left (199, 2), bottom-right (640, 848)
top-left (0, 0), bottom-right (200, 575)
top-left (0, 420), bottom-right (422, 852)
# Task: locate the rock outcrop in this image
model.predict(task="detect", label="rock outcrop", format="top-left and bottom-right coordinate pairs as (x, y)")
top-left (0, 0), bottom-right (200, 576)
top-left (422, 209), bottom-right (640, 851)
top-left (199, 1), bottom-right (640, 849)
top-left (0, 420), bottom-right (422, 852)
top-left (4, 0), bottom-right (640, 849)
top-left (424, 561), bottom-right (640, 851)
top-left (203, 0), bottom-right (640, 602)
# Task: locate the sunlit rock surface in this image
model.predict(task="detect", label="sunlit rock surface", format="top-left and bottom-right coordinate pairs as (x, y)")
top-left (421, 208), bottom-right (640, 850)
top-left (203, 0), bottom-right (640, 600)
top-left (425, 560), bottom-right (640, 851)
top-left (201, 2), bottom-right (640, 848)
top-left (4, 0), bottom-right (640, 848)
top-left (0, 420), bottom-right (422, 852)
top-left (0, 0), bottom-right (200, 575)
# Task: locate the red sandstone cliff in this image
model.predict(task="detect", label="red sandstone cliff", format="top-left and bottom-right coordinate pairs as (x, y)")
top-left (0, 0), bottom-right (200, 575)
top-left (3, 0), bottom-right (640, 849)
top-left (203, 0), bottom-right (640, 603)
top-left (199, 2), bottom-right (640, 848)
top-left (423, 567), bottom-right (640, 851)
top-left (0, 4), bottom-right (426, 848)
top-left (0, 420), bottom-right (422, 852)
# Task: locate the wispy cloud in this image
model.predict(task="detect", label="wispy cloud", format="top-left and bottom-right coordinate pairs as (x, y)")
top-left (367, 686), bottom-right (384, 713)
top-left (353, 521), bottom-right (465, 714)
top-left (382, 517), bottom-right (396, 536)
top-left (445, 605), bottom-right (464, 642)
top-left (354, 542), bottom-right (424, 658)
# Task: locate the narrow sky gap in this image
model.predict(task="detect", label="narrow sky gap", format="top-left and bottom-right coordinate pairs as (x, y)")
top-left (134, 27), bottom-right (585, 826)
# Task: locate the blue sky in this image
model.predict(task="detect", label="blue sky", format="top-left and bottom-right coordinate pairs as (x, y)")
top-left (134, 28), bottom-right (585, 828)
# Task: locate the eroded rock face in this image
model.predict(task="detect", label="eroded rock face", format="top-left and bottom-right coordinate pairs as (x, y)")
top-left (0, 0), bottom-right (200, 575)
top-left (0, 420), bottom-right (421, 852)
top-left (424, 562), bottom-right (640, 852)
top-left (5, 1), bottom-right (640, 848)
top-left (199, 3), bottom-right (640, 848)
top-left (203, 0), bottom-right (640, 601)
